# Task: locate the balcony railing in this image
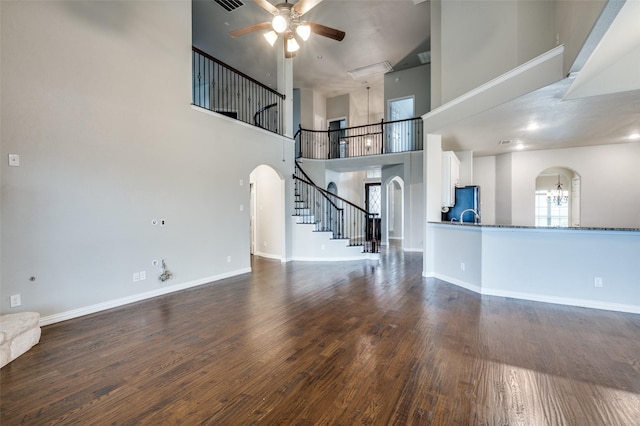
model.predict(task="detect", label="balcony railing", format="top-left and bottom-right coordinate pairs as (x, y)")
top-left (296, 117), bottom-right (423, 159)
top-left (192, 46), bottom-right (285, 135)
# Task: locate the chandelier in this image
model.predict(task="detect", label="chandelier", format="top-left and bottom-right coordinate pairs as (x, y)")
top-left (547, 175), bottom-right (568, 206)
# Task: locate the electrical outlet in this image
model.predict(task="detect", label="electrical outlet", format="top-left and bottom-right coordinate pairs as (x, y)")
top-left (8, 154), bottom-right (20, 167)
top-left (10, 294), bottom-right (21, 308)
top-left (140, 270), bottom-right (146, 280)
top-left (227, 256), bottom-right (231, 263)
top-left (133, 272), bottom-right (140, 282)
top-left (460, 262), bottom-right (466, 272)
top-left (594, 277), bottom-right (603, 288)
top-left (239, 204), bottom-right (244, 211)
top-left (152, 260), bottom-right (159, 267)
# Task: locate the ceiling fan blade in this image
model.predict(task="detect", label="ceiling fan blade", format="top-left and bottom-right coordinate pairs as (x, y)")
top-left (229, 21), bottom-right (272, 38)
top-left (292, 0), bottom-right (323, 16)
top-left (253, 0), bottom-right (279, 14)
top-left (306, 22), bottom-right (345, 41)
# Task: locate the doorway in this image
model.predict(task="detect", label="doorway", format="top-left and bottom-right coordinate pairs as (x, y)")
top-left (386, 177), bottom-right (404, 246)
top-left (249, 165), bottom-right (286, 260)
top-left (329, 118), bottom-right (346, 158)
top-left (387, 96), bottom-right (414, 152)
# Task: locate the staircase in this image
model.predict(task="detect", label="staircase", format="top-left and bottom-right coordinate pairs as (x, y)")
top-left (292, 163), bottom-right (379, 261)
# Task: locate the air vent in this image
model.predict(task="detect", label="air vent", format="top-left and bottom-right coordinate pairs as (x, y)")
top-left (212, 0), bottom-right (244, 12)
top-left (417, 51), bottom-right (431, 64)
top-left (347, 61), bottom-right (393, 80)
top-left (498, 140), bottom-right (512, 145)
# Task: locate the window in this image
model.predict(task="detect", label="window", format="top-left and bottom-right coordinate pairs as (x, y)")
top-left (365, 183), bottom-right (381, 215)
top-left (535, 190), bottom-right (569, 227)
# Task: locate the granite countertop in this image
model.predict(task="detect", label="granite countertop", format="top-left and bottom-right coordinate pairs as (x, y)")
top-left (428, 222), bottom-right (640, 232)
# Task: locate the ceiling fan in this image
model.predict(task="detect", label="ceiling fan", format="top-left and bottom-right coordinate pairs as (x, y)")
top-left (229, 0), bottom-right (346, 58)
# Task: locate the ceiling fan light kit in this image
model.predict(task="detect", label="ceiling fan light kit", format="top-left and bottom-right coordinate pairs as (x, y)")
top-left (230, 0), bottom-right (345, 55)
top-left (287, 36), bottom-right (300, 53)
top-left (264, 30), bottom-right (278, 46)
top-left (272, 15), bottom-right (288, 33)
top-left (296, 23), bottom-right (311, 41)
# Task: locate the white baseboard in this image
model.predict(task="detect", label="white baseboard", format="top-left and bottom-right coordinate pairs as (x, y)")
top-left (403, 247), bottom-right (423, 253)
top-left (291, 255), bottom-right (369, 262)
top-left (39, 267), bottom-right (252, 326)
top-left (426, 273), bottom-right (640, 315)
top-left (253, 251), bottom-right (283, 261)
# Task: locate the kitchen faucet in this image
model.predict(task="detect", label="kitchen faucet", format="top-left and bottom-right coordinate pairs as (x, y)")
top-left (459, 208), bottom-right (480, 224)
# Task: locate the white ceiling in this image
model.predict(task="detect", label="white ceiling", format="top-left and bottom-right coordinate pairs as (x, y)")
top-left (192, 0), bottom-right (430, 116)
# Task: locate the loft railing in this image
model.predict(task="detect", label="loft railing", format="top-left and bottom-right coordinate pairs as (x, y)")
top-left (296, 117), bottom-right (423, 159)
top-left (293, 163), bottom-right (380, 253)
top-left (192, 46), bottom-right (284, 135)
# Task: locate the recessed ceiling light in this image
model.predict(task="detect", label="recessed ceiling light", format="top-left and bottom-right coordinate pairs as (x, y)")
top-left (515, 143), bottom-right (525, 150)
top-left (317, 55), bottom-right (323, 59)
top-left (526, 122), bottom-right (540, 131)
top-left (628, 132), bottom-right (640, 140)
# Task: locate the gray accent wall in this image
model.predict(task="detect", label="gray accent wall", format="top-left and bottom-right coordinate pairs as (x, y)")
top-left (384, 64), bottom-right (431, 118)
top-left (1, 1), bottom-right (294, 317)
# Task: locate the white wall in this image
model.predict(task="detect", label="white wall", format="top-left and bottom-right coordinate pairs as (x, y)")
top-left (508, 143), bottom-right (640, 227)
top-left (326, 170), bottom-right (368, 209)
top-left (250, 166), bottom-right (285, 260)
top-left (406, 152), bottom-right (424, 251)
top-left (494, 153), bottom-right (513, 225)
top-left (473, 156), bottom-right (496, 225)
top-left (0, 1), bottom-right (294, 319)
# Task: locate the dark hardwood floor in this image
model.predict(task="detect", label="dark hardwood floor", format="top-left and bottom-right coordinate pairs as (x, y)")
top-left (2, 247), bottom-right (640, 425)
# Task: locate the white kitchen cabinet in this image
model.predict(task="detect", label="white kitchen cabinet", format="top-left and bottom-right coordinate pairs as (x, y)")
top-left (442, 151), bottom-right (460, 207)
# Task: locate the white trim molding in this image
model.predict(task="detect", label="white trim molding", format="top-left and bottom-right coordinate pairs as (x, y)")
top-left (39, 268), bottom-right (251, 326)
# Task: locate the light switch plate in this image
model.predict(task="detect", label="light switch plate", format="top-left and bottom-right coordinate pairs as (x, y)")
top-left (8, 154), bottom-right (20, 167)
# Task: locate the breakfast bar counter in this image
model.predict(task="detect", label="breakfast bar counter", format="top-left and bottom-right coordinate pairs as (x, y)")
top-left (424, 222), bottom-right (640, 313)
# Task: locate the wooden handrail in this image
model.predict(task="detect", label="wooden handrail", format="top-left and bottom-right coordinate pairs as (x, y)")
top-left (294, 163), bottom-right (377, 217)
top-left (299, 117), bottom-right (421, 134)
top-left (192, 46), bottom-right (285, 100)
top-left (293, 175), bottom-right (343, 211)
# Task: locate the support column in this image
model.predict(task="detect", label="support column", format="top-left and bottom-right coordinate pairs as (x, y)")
top-left (423, 132), bottom-right (442, 277)
top-left (277, 47), bottom-right (294, 138)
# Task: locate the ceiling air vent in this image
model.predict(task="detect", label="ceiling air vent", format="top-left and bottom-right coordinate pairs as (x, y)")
top-left (498, 140), bottom-right (512, 145)
top-left (417, 51), bottom-right (431, 64)
top-left (347, 61), bottom-right (393, 80)
top-left (211, 0), bottom-right (244, 12)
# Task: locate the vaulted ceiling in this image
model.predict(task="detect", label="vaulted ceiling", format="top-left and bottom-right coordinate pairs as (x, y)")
top-left (193, 0), bottom-right (640, 157)
top-left (192, 0), bottom-right (430, 117)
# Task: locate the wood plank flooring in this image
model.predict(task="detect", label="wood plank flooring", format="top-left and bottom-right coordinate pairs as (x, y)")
top-left (2, 248), bottom-right (640, 425)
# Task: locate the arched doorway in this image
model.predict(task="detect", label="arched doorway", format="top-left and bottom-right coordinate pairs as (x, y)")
top-left (385, 176), bottom-right (404, 248)
top-left (326, 182), bottom-right (338, 236)
top-left (535, 167), bottom-right (581, 227)
top-left (249, 165), bottom-right (286, 260)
